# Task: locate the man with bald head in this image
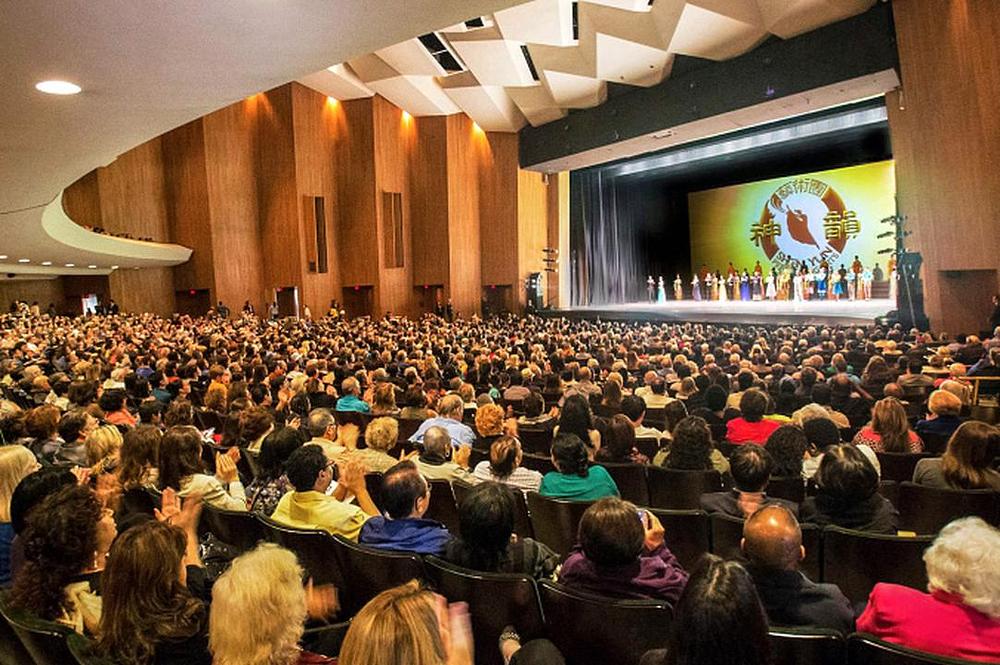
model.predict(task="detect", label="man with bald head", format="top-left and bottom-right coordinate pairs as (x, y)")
top-left (414, 425), bottom-right (475, 484)
top-left (741, 505), bottom-right (854, 633)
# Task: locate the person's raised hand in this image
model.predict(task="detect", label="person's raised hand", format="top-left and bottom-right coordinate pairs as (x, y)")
top-left (226, 446), bottom-right (241, 463)
top-left (642, 509), bottom-right (665, 551)
top-left (435, 594), bottom-right (473, 665)
top-left (398, 448), bottom-right (419, 462)
top-left (70, 466), bottom-right (91, 486)
top-left (305, 579), bottom-right (340, 621)
top-left (337, 458), bottom-right (367, 494)
top-left (215, 452), bottom-right (238, 484)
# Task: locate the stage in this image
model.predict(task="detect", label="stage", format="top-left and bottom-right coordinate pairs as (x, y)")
top-left (546, 298), bottom-right (893, 326)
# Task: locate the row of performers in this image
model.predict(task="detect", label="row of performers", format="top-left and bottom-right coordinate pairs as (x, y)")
top-left (648, 259), bottom-right (897, 303)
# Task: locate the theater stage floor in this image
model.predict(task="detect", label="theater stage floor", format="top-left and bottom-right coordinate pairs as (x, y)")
top-left (546, 298), bottom-right (894, 326)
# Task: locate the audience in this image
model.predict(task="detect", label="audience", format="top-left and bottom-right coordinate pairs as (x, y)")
top-left (539, 433), bottom-right (618, 501)
top-left (912, 421), bottom-right (1000, 490)
top-left (595, 413), bottom-right (649, 464)
top-left (359, 460), bottom-right (450, 555)
top-left (343, 415), bottom-right (402, 473)
top-left (700, 445), bottom-right (797, 518)
top-left (0, 445), bottom-right (38, 585)
top-left (159, 426), bottom-right (247, 511)
top-left (415, 425), bottom-right (476, 484)
top-left (800, 444), bottom-right (898, 534)
top-left (853, 397), bottom-right (924, 453)
top-left (856, 517), bottom-right (1000, 662)
top-left (471, 434), bottom-right (543, 492)
top-left (409, 394), bottom-right (476, 446)
top-left (726, 389), bottom-right (781, 444)
top-left (247, 426), bottom-right (305, 515)
top-left (742, 505), bottom-right (854, 633)
top-left (765, 424), bottom-right (809, 479)
top-left (654, 415), bottom-right (730, 476)
top-left (445, 481), bottom-right (558, 579)
top-left (558, 497), bottom-right (688, 603)
top-left (914, 389), bottom-right (964, 441)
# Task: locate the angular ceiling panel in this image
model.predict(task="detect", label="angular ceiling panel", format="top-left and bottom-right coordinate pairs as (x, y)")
top-left (298, 0), bottom-right (875, 133)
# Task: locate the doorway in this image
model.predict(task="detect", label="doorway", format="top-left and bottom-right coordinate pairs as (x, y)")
top-left (275, 287), bottom-right (299, 318)
top-left (175, 289), bottom-right (212, 317)
top-left (342, 285), bottom-right (374, 319)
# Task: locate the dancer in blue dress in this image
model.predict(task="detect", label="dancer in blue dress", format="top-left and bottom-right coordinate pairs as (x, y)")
top-left (656, 276), bottom-right (667, 304)
top-left (691, 274), bottom-right (701, 301)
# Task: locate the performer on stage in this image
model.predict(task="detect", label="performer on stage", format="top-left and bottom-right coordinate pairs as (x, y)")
top-left (862, 267), bottom-right (873, 300)
top-left (834, 264), bottom-right (847, 300)
top-left (765, 271), bottom-right (777, 300)
top-left (777, 268), bottom-right (790, 300)
top-left (691, 274), bottom-right (701, 301)
top-left (751, 270), bottom-right (763, 301)
top-left (850, 255), bottom-right (863, 301)
top-left (673, 274), bottom-right (683, 300)
top-left (792, 269), bottom-right (804, 301)
top-left (816, 264), bottom-right (828, 301)
top-left (706, 271), bottom-right (716, 301)
top-left (656, 276), bottom-right (667, 304)
top-left (739, 269), bottom-right (751, 301)
top-left (647, 275), bottom-right (655, 303)
top-left (873, 263), bottom-right (884, 282)
top-left (887, 254), bottom-right (898, 301)
top-left (716, 271), bottom-right (727, 303)
top-left (731, 271), bottom-right (740, 301)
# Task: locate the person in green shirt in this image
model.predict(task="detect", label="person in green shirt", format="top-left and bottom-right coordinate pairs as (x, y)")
top-left (539, 433), bottom-right (619, 501)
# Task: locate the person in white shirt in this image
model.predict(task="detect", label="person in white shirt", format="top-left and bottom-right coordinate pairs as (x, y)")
top-left (472, 435), bottom-right (542, 494)
top-left (621, 395), bottom-right (664, 442)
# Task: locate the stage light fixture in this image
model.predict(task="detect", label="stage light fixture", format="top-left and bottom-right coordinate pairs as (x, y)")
top-left (65, 263), bottom-right (75, 267)
top-left (17, 258), bottom-right (30, 263)
top-left (0, 255), bottom-right (7, 260)
top-left (88, 264), bottom-right (97, 269)
top-left (41, 261), bottom-right (52, 266)
top-left (35, 80), bottom-right (82, 95)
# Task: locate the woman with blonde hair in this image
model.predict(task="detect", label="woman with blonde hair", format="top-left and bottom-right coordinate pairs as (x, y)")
top-left (853, 397), bottom-right (923, 453)
top-left (472, 435), bottom-right (543, 493)
top-left (0, 445), bottom-right (39, 585)
top-left (914, 389), bottom-right (964, 442)
top-left (86, 424), bottom-right (124, 475)
top-left (913, 421), bottom-right (1000, 490)
top-left (857, 517), bottom-right (1000, 661)
top-left (344, 416), bottom-right (400, 473)
top-left (209, 543), bottom-right (337, 665)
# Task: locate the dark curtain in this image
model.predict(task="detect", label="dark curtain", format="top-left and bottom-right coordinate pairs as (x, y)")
top-left (570, 170), bottom-right (645, 306)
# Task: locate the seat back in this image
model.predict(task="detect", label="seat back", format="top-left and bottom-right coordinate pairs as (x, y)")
top-left (538, 580), bottom-right (672, 665)
top-left (66, 633), bottom-right (117, 665)
top-left (646, 467), bottom-right (724, 509)
top-left (768, 475), bottom-right (807, 504)
top-left (453, 481), bottom-right (533, 539)
top-left (0, 594), bottom-right (34, 665)
top-left (649, 509), bottom-right (711, 570)
top-left (634, 437), bottom-right (659, 461)
top-left (520, 453), bottom-right (556, 475)
top-left (519, 427), bottom-right (554, 455)
top-left (847, 633), bottom-right (975, 665)
top-left (875, 452), bottom-right (935, 484)
top-left (364, 471), bottom-right (384, 512)
top-left (330, 535), bottom-right (425, 617)
top-left (709, 512), bottom-right (746, 559)
top-left (0, 592), bottom-right (74, 665)
top-left (919, 431), bottom-right (951, 456)
top-left (424, 556), bottom-right (544, 665)
top-left (897, 482), bottom-right (999, 535)
top-left (300, 621), bottom-right (353, 659)
top-left (241, 448), bottom-right (262, 479)
top-left (820, 527), bottom-right (933, 605)
top-left (424, 479), bottom-right (461, 533)
top-left (396, 418), bottom-right (423, 444)
top-left (200, 504), bottom-right (270, 554)
top-left (257, 516), bottom-right (346, 588)
top-left (769, 627), bottom-right (846, 665)
top-left (526, 493), bottom-right (592, 558)
top-left (599, 462), bottom-right (649, 505)
top-left (644, 408), bottom-right (666, 429)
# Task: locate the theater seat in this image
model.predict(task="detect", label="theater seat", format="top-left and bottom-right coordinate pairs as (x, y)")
top-left (519, 427), bottom-right (553, 455)
top-left (300, 620), bottom-right (353, 659)
top-left (769, 627), bottom-right (846, 665)
top-left (648, 509), bottom-right (711, 570)
top-left (646, 467), bottom-right (724, 509)
top-left (538, 580), bottom-right (672, 665)
top-left (0, 592), bottom-right (74, 665)
top-left (820, 527), bottom-right (933, 606)
top-left (0, 595), bottom-right (34, 665)
top-left (424, 556), bottom-right (545, 665)
top-left (364, 471), bottom-right (384, 512)
top-left (897, 482), bottom-right (999, 534)
top-left (634, 437), bottom-right (659, 461)
top-left (200, 503), bottom-right (270, 554)
top-left (424, 479), bottom-right (461, 533)
top-left (257, 516), bottom-right (346, 589)
top-left (67, 633), bottom-right (116, 665)
top-left (847, 633), bottom-right (977, 665)
top-left (396, 418), bottom-right (423, 444)
top-left (330, 534), bottom-right (425, 617)
top-left (526, 493), bottom-right (592, 558)
top-left (520, 453), bottom-right (556, 475)
top-left (875, 452), bottom-right (935, 484)
top-left (768, 475), bottom-right (807, 504)
top-left (599, 462), bottom-right (649, 505)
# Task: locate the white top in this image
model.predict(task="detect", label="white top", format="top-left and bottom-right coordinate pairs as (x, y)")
top-left (472, 461), bottom-right (543, 494)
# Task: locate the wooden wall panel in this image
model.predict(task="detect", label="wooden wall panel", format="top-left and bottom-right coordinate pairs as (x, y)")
top-left (889, 0), bottom-right (1000, 332)
top-left (95, 137), bottom-right (175, 315)
top-left (546, 172), bottom-right (569, 308)
top-left (0, 280), bottom-right (64, 312)
top-left (410, 116), bottom-right (450, 289)
top-left (203, 98), bottom-right (265, 313)
top-left (256, 86), bottom-right (302, 296)
top-left (372, 95), bottom-right (416, 317)
top-left (291, 83), bottom-right (341, 315)
top-left (335, 97), bottom-right (378, 289)
top-left (161, 120), bottom-right (214, 292)
top-left (61, 170), bottom-right (102, 228)
top-left (480, 132), bottom-right (519, 289)
top-left (516, 168), bottom-right (549, 308)
top-left (446, 114), bottom-right (483, 317)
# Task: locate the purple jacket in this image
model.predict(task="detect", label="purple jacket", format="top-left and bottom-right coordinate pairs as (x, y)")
top-left (558, 543), bottom-right (689, 605)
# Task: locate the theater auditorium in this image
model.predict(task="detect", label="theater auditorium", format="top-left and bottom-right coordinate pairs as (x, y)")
top-left (1, 1), bottom-right (999, 664)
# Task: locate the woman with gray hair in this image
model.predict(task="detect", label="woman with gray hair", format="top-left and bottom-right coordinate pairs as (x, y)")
top-left (856, 517), bottom-right (1000, 661)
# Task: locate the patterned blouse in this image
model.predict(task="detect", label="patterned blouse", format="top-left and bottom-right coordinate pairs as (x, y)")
top-left (247, 474), bottom-right (293, 516)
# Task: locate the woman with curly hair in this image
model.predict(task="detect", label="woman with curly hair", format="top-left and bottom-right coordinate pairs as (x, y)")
top-left (8, 484), bottom-right (115, 634)
top-left (654, 416), bottom-right (730, 476)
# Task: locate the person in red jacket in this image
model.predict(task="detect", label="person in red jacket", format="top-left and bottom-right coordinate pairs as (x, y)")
top-left (856, 516), bottom-right (1000, 663)
top-left (726, 389), bottom-right (781, 445)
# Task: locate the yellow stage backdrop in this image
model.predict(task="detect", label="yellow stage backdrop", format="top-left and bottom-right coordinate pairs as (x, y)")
top-left (688, 160), bottom-right (896, 275)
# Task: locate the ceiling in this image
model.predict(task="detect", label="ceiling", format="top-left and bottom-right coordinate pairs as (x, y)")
top-left (0, 0), bottom-right (524, 278)
top-left (298, 0), bottom-right (877, 133)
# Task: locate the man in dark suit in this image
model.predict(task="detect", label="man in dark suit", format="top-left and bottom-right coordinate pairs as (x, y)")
top-left (742, 505), bottom-right (855, 633)
top-left (700, 444), bottom-right (798, 519)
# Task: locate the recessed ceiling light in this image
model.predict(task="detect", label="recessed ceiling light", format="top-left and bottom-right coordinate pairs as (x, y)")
top-left (110, 265), bottom-right (119, 270)
top-left (0, 255), bottom-right (7, 260)
top-left (35, 80), bottom-right (81, 95)
top-left (87, 264), bottom-right (97, 269)
top-left (41, 261), bottom-right (52, 266)
top-left (17, 258), bottom-right (30, 263)
top-left (65, 263), bottom-right (75, 267)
